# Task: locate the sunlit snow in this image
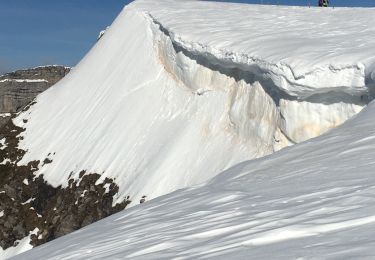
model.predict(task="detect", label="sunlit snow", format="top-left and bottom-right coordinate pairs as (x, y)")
top-left (13, 0), bottom-right (375, 207)
top-left (14, 101), bottom-right (375, 259)
top-left (6, 0), bottom-right (375, 258)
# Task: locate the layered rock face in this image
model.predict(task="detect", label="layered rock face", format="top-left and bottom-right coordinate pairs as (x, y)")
top-left (0, 66), bottom-right (70, 113)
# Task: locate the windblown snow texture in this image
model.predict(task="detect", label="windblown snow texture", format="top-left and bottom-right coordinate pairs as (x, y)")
top-left (5, 0), bottom-right (375, 258)
top-left (13, 0), bottom-right (374, 206)
top-left (14, 98), bottom-right (375, 260)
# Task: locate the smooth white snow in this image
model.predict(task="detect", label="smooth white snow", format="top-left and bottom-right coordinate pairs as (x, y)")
top-left (14, 100), bottom-right (375, 259)
top-left (138, 0), bottom-right (375, 97)
top-left (3, 1), bottom-right (375, 258)
top-left (12, 0), bottom-right (374, 208)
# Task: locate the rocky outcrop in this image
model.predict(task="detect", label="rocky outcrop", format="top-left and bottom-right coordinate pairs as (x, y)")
top-left (98, 26), bottom-right (110, 41)
top-left (0, 113), bottom-right (131, 251)
top-left (0, 66), bottom-right (70, 114)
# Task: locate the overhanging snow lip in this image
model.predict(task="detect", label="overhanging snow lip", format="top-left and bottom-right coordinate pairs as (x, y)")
top-left (145, 12), bottom-right (370, 100)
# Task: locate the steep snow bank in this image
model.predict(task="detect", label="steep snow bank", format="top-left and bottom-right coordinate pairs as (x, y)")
top-left (0, 229), bottom-right (38, 259)
top-left (139, 1), bottom-right (375, 97)
top-left (14, 100), bottom-right (375, 259)
top-left (12, 0), bottom-right (375, 206)
top-left (148, 10), bottom-right (364, 144)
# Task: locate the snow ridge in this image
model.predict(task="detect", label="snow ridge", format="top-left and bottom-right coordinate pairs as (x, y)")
top-left (14, 100), bottom-right (375, 260)
top-left (5, 1), bottom-right (375, 258)
top-left (146, 13), bottom-right (367, 99)
top-left (147, 10), bottom-right (364, 144)
top-left (11, 1), bottom-right (367, 208)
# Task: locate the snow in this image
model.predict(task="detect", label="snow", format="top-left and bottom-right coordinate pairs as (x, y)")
top-left (0, 159), bottom-right (11, 165)
top-left (13, 100), bottom-right (375, 259)
top-left (3, 1), bottom-right (375, 258)
top-left (0, 210), bottom-right (3, 218)
top-left (11, 0), bottom-right (375, 208)
top-left (97, 26), bottom-right (110, 40)
top-left (0, 138), bottom-right (6, 149)
top-left (0, 228), bottom-right (38, 260)
top-left (103, 183), bottom-right (111, 194)
top-left (139, 1), bottom-right (375, 97)
top-left (80, 190), bottom-right (88, 197)
top-left (21, 198), bottom-right (34, 205)
top-left (22, 179), bottom-right (28, 185)
top-left (0, 79), bottom-right (48, 83)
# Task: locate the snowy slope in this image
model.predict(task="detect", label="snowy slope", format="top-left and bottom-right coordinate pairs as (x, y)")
top-left (0, 229), bottom-right (37, 260)
top-left (4, 0), bottom-right (375, 258)
top-left (12, 0), bottom-right (375, 208)
top-left (14, 99), bottom-right (375, 259)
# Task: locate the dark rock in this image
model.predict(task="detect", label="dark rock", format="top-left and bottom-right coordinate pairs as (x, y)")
top-left (140, 195), bottom-right (147, 204)
top-left (0, 112), bottom-right (131, 251)
top-left (42, 158), bottom-right (53, 165)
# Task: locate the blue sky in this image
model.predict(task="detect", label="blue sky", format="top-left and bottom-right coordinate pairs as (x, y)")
top-left (0, 0), bottom-right (374, 74)
top-left (0, 0), bottom-right (130, 73)
top-left (212, 0), bottom-right (375, 6)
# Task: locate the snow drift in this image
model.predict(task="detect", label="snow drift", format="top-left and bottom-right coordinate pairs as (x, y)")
top-left (14, 99), bottom-right (375, 259)
top-left (4, 0), bottom-right (375, 258)
top-left (11, 0), bottom-right (375, 207)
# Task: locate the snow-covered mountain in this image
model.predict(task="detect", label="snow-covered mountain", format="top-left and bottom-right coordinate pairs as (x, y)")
top-left (14, 100), bottom-right (375, 259)
top-left (13, 0), bottom-right (374, 203)
top-left (2, 0), bottom-right (375, 258)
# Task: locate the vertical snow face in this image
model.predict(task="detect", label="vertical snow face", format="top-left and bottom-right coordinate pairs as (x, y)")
top-left (279, 99), bottom-right (363, 143)
top-left (153, 18), bottom-right (280, 153)
top-left (136, 0), bottom-right (375, 97)
top-left (12, 2), bottom-right (368, 206)
top-left (14, 7), bottom-right (278, 205)
top-left (149, 13), bottom-right (365, 147)
top-left (14, 101), bottom-right (375, 260)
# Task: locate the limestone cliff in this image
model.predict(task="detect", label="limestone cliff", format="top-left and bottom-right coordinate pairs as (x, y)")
top-left (0, 66), bottom-right (70, 113)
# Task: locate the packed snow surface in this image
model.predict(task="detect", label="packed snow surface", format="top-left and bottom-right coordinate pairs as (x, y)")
top-left (139, 0), bottom-right (375, 97)
top-left (4, 0), bottom-right (375, 258)
top-left (14, 99), bottom-right (375, 259)
top-left (12, 0), bottom-right (375, 208)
